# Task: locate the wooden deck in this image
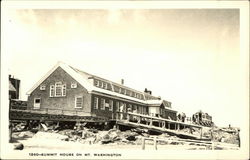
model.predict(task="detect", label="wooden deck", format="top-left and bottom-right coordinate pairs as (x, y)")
top-left (10, 108), bottom-right (205, 140)
top-left (116, 112), bottom-right (204, 140)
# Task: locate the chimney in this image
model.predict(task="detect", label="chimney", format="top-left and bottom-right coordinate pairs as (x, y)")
top-left (144, 88), bottom-right (152, 95)
top-left (121, 79), bottom-right (124, 85)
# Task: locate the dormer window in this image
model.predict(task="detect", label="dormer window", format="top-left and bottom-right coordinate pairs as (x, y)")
top-left (121, 88), bottom-right (125, 94)
top-left (103, 83), bottom-right (107, 89)
top-left (94, 79), bottom-right (99, 86)
top-left (40, 85), bottom-right (46, 90)
top-left (71, 82), bottom-right (77, 88)
top-left (99, 81), bottom-right (103, 88)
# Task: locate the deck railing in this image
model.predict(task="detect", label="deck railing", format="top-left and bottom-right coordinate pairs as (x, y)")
top-left (116, 111), bottom-right (203, 139)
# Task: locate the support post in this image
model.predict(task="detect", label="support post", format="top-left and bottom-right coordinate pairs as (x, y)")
top-left (126, 113), bottom-right (130, 122)
top-left (168, 123), bottom-right (170, 129)
top-left (177, 124), bottom-right (180, 131)
top-left (120, 112), bottom-right (123, 120)
top-left (142, 137), bottom-right (145, 150)
top-left (138, 116), bottom-right (141, 124)
top-left (9, 122), bottom-right (13, 142)
top-left (38, 122), bottom-right (41, 131)
top-left (154, 137), bottom-right (157, 150)
top-left (211, 141), bottom-right (214, 150)
top-left (149, 118), bottom-right (153, 126)
top-left (162, 121), bottom-right (166, 129)
top-left (200, 127), bottom-right (203, 139)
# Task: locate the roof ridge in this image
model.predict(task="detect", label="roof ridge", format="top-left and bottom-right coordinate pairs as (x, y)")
top-left (68, 64), bottom-right (150, 96)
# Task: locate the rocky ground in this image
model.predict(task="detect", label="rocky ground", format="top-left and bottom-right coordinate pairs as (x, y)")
top-left (9, 122), bottom-right (240, 151)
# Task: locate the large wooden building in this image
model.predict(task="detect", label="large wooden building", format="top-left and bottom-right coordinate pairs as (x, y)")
top-left (26, 62), bottom-right (177, 121)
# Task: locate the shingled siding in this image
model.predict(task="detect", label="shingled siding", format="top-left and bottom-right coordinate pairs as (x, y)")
top-left (27, 67), bottom-right (91, 113)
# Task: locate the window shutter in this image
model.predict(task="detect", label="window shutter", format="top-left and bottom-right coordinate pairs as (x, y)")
top-left (62, 84), bottom-right (66, 96)
top-left (50, 85), bottom-right (55, 97)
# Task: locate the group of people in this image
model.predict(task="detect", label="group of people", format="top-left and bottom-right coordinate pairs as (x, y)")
top-left (177, 112), bottom-right (186, 122)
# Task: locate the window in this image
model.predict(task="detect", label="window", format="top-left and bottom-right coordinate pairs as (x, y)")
top-left (129, 91), bottom-right (133, 97)
top-left (114, 85), bottom-right (119, 93)
top-left (116, 101), bottom-right (120, 111)
top-left (128, 104), bottom-right (132, 112)
top-left (75, 96), bottom-right (83, 108)
top-left (100, 98), bottom-right (105, 110)
top-left (100, 82), bottom-right (103, 88)
top-left (55, 82), bottom-right (62, 96)
top-left (94, 97), bottom-right (99, 109)
top-left (103, 83), bottom-right (107, 89)
top-left (131, 92), bottom-right (135, 97)
top-left (126, 90), bottom-right (131, 96)
top-left (137, 105), bottom-right (141, 114)
top-left (109, 100), bottom-right (113, 111)
top-left (40, 85), bottom-right (46, 90)
top-left (160, 108), bottom-right (163, 115)
top-left (133, 105), bottom-right (138, 113)
top-left (119, 102), bottom-right (126, 112)
top-left (107, 84), bottom-right (112, 90)
top-left (142, 107), bottom-right (145, 114)
top-left (124, 103), bottom-right (127, 112)
top-left (140, 94), bottom-right (143, 100)
top-left (119, 102), bottom-right (123, 112)
top-left (136, 93), bottom-right (140, 99)
top-left (34, 98), bottom-right (41, 109)
top-left (54, 82), bottom-right (66, 97)
top-left (105, 99), bottom-right (110, 108)
top-left (71, 82), bottom-right (77, 88)
top-left (94, 79), bottom-right (99, 86)
top-left (121, 88), bottom-right (125, 94)
top-left (50, 85), bottom-right (55, 97)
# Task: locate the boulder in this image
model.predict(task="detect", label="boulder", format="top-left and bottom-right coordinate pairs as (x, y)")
top-left (14, 143), bottom-right (24, 150)
top-left (123, 130), bottom-right (138, 141)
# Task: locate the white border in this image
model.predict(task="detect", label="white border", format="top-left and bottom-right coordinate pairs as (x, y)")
top-left (1, 1), bottom-right (249, 160)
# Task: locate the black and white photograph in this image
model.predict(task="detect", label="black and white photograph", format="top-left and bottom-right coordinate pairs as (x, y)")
top-left (1, 1), bottom-right (249, 159)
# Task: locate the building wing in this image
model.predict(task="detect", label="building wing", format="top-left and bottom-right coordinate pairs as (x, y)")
top-left (26, 61), bottom-right (172, 106)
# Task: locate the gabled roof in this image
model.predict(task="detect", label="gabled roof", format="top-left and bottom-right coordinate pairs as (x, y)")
top-left (26, 62), bottom-right (94, 95)
top-left (147, 99), bottom-right (174, 111)
top-left (26, 62), bottom-right (173, 107)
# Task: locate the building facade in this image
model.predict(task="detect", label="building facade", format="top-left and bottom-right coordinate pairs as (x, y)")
top-left (26, 62), bottom-right (177, 120)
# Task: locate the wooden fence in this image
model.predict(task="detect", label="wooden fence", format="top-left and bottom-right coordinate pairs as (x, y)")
top-left (141, 136), bottom-right (239, 150)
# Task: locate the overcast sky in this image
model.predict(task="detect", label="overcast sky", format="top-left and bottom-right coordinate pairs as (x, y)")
top-left (4, 9), bottom-right (246, 127)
